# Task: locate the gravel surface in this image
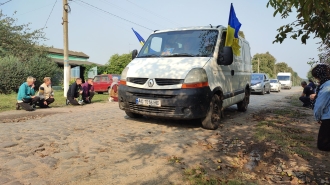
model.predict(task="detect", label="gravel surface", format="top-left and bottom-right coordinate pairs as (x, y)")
top-left (0, 87), bottom-right (302, 185)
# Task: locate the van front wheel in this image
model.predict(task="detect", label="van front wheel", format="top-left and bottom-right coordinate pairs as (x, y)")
top-left (201, 94), bottom-right (222, 130)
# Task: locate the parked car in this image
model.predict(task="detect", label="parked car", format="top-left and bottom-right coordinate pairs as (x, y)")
top-left (270, 79), bottom-right (281, 92)
top-left (251, 73), bottom-right (271, 95)
top-left (93, 74), bottom-right (121, 94)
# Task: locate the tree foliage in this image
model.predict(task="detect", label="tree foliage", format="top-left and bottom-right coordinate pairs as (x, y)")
top-left (267, 0), bottom-right (330, 45)
top-left (252, 52), bottom-right (276, 78)
top-left (0, 11), bottom-right (61, 94)
top-left (252, 52), bottom-right (302, 85)
top-left (0, 11), bottom-right (48, 61)
top-left (106, 53), bottom-right (131, 74)
top-left (0, 56), bottom-right (61, 94)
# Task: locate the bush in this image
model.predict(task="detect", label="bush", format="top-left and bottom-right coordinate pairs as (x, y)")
top-left (0, 55), bottom-right (61, 94)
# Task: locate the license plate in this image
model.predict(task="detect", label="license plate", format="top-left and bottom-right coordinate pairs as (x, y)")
top-left (136, 98), bottom-right (161, 107)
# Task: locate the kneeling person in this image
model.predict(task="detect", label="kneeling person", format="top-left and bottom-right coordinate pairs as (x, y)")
top-left (16, 76), bottom-right (40, 111)
top-left (67, 78), bottom-right (83, 105)
top-left (299, 81), bottom-right (315, 107)
top-left (82, 78), bottom-right (94, 104)
top-left (38, 77), bottom-right (55, 108)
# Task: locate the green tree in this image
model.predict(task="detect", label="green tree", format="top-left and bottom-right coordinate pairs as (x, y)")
top-left (0, 55), bottom-right (60, 94)
top-left (275, 62), bottom-right (289, 73)
top-left (252, 52), bottom-right (276, 78)
top-left (267, 0), bottom-right (330, 45)
top-left (0, 11), bottom-right (48, 61)
top-left (107, 53), bottom-right (131, 74)
top-left (0, 12), bottom-right (61, 93)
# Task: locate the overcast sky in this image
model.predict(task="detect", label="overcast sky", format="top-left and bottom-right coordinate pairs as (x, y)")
top-left (2, 0), bottom-right (321, 78)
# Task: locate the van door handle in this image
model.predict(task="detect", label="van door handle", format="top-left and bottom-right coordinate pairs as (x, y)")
top-left (231, 70), bottom-right (234, 76)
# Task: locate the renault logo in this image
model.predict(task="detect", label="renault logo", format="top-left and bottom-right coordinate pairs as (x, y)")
top-left (148, 79), bottom-right (154, 87)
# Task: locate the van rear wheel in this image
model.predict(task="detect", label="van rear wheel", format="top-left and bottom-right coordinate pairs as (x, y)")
top-left (125, 111), bottom-right (143, 118)
top-left (201, 94), bottom-right (222, 130)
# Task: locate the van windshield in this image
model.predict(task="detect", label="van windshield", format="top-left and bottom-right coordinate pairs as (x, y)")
top-left (277, 76), bottom-right (290, 81)
top-left (137, 30), bottom-right (218, 58)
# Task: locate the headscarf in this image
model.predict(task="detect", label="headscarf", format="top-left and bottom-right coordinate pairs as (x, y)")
top-left (110, 77), bottom-right (119, 89)
top-left (311, 64), bottom-right (330, 109)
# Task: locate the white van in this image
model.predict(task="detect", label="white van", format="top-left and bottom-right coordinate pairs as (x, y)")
top-left (118, 26), bottom-right (252, 130)
top-left (277, 72), bottom-right (292, 89)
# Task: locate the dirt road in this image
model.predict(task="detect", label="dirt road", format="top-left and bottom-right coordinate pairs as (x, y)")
top-left (1, 87), bottom-right (327, 185)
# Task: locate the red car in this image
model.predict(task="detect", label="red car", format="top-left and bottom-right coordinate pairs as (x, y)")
top-left (93, 74), bottom-right (121, 94)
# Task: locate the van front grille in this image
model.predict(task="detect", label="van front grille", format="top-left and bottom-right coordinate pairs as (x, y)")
top-left (128, 103), bottom-right (176, 114)
top-left (130, 92), bottom-right (175, 99)
top-left (155, 79), bottom-right (183, 86)
top-left (127, 78), bottom-right (148, 85)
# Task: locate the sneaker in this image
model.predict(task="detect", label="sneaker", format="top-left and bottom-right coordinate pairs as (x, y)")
top-left (15, 103), bottom-right (20, 110)
top-left (66, 99), bottom-right (70, 105)
top-left (78, 100), bottom-right (84, 105)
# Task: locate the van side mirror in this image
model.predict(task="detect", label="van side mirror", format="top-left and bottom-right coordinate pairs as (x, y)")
top-left (217, 47), bottom-right (233, 65)
top-left (132, 49), bottom-right (138, 60)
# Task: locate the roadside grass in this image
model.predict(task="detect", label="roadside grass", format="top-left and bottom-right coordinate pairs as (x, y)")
top-left (254, 109), bottom-right (314, 157)
top-left (183, 166), bottom-right (257, 185)
top-left (287, 94), bottom-right (303, 107)
top-left (0, 90), bottom-right (109, 113)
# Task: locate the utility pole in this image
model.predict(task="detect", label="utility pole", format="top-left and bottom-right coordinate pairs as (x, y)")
top-left (63, 0), bottom-right (70, 97)
top-left (257, 58), bottom-right (260, 73)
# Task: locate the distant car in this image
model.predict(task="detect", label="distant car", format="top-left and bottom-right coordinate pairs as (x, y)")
top-left (251, 73), bottom-right (271, 95)
top-left (93, 74), bottom-right (121, 94)
top-left (270, 79), bottom-right (281, 92)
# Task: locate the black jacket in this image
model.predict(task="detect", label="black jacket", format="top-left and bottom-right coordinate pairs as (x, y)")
top-left (67, 82), bottom-right (82, 98)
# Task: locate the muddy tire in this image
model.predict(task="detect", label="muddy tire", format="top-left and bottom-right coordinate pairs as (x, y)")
top-left (237, 89), bottom-right (250, 112)
top-left (125, 111), bottom-right (143, 118)
top-left (201, 94), bottom-right (222, 130)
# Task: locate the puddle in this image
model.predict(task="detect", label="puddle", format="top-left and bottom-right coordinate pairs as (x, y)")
top-left (245, 150), bottom-right (261, 170)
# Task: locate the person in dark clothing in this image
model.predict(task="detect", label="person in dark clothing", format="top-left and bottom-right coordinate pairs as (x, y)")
top-left (66, 78), bottom-right (83, 105)
top-left (82, 78), bottom-right (94, 104)
top-left (299, 81), bottom-right (315, 107)
top-left (16, 77), bottom-right (40, 111)
top-left (308, 79), bottom-right (317, 93)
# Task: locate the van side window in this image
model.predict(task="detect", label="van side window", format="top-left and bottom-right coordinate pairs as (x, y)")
top-left (94, 76), bottom-right (100, 82)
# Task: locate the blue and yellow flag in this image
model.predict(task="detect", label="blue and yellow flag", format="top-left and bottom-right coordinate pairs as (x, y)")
top-left (132, 28), bottom-right (145, 46)
top-left (225, 3), bottom-right (242, 56)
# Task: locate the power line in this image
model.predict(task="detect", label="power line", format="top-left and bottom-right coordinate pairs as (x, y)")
top-left (74, 0), bottom-right (153, 31)
top-left (17, 3), bottom-right (53, 16)
top-left (43, 0), bottom-right (58, 29)
top-left (0, 0), bottom-right (13, 6)
top-left (96, 0), bottom-right (164, 29)
top-left (126, 0), bottom-right (181, 27)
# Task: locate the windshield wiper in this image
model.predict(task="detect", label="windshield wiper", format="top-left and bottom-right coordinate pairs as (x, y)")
top-left (137, 54), bottom-right (160, 58)
top-left (166, 53), bottom-right (195, 57)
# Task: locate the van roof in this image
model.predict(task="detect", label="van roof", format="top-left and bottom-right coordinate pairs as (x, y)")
top-left (152, 25), bottom-right (248, 42)
top-left (154, 26), bottom-right (226, 33)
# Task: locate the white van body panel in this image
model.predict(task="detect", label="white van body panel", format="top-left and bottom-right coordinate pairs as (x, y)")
top-left (126, 57), bottom-right (210, 89)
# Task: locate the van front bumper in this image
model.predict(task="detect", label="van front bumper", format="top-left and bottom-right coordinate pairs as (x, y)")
top-left (118, 85), bottom-right (212, 119)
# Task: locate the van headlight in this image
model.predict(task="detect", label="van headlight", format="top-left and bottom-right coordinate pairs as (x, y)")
top-left (182, 68), bottom-right (208, 88)
top-left (120, 67), bottom-right (129, 85)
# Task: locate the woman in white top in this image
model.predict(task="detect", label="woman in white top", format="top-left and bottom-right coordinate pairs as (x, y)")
top-left (38, 77), bottom-right (55, 108)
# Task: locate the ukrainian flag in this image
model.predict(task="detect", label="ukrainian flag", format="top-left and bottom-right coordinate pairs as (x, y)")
top-left (225, 3), bottom-right (242, 56)
top-left (132, 28), bottom-right (145, 46)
